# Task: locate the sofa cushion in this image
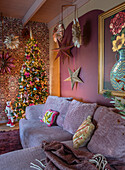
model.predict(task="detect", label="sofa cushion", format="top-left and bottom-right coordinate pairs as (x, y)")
top-left (0, 145), bottom-right (46, 170)
top-left (87, 107), bottom-right (125, 159)
top-left (62, 140), bottom-right (89, 152)
top-left (19, 118), bottom-right (73, 148)
top-left (73, 116), bottom-right (95, 149)
top-left (25, 104), bottom-right (45, 120)
top-left (40, 109), bottom-right (59, 126)
top-left (92, 106), bottom-right (108, 123)
top-left (42, 96), bottom-right (72, 127)
top-left (63, 100), bottom-right (97, 134)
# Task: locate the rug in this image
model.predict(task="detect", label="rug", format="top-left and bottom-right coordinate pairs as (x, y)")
top-left (0, 129), bottom-right (23, 155)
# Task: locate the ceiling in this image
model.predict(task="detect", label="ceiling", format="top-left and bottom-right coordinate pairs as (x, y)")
top-left (0, 0), bottom-right (88, 27)
top-left (31, 0), bottom-right (77, 23)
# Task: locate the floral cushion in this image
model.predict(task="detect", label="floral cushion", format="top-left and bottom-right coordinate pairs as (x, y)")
top-left (40, 109), bottom-right (59, 127)
top-left (73, 116), bottom-right (95, 149)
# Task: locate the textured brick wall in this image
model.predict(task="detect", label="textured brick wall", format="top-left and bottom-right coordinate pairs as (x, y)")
top-left (0, 17), bottom-right (49, 123)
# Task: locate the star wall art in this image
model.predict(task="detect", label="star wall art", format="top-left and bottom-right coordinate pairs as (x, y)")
top-left (64, 67), bottom-right (83, 90)
top-left (53, 40), bottom-right (73, 63)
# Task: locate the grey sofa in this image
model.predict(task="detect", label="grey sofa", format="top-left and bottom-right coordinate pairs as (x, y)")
top-left (19, 96), bottom-right (74, 148)
top-left (0, 95), bottom-right (125, 170)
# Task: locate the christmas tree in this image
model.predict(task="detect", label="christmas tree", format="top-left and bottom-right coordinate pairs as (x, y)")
top-left (13, 38), bottom-right (49, 120)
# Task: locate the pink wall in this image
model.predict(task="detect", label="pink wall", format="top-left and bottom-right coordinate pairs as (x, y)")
top-left (60, 10), bottom-right (111, 106)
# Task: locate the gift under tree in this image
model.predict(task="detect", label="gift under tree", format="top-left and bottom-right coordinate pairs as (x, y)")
top-left (13, 37), bottom-right (49, 120)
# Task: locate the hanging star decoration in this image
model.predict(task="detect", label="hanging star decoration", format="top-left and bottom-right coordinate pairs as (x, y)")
top-left (0, 51), bottom-right (15, 74)
top-left (53, 40), bottom-right (73, 63)
top-left (64, 67), bottom-right (83, 90)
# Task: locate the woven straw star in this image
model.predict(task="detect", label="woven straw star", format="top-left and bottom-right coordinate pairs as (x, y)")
top-left (64, 67), bottom-right (83, 90)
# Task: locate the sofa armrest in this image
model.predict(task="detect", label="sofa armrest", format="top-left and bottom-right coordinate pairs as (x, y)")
top-left (25, 104), bottom-right (45, 120)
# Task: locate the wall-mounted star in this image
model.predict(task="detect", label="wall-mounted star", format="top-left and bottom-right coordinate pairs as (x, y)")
top-left (52, 40), bottom-right (73, 63)
top-left (64, 67), bottom-right (83, 90)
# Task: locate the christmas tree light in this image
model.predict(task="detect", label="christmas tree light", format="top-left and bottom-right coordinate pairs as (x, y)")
top-left (13, 38), bottom-right (49, 120)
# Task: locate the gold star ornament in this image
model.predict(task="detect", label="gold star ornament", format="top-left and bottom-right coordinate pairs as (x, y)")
top-left (64, 67), bottom-right (83, 90)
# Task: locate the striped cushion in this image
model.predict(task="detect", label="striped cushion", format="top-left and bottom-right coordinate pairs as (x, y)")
top-left (73, 116), bottom-right (95, 149)
top-left (40, 109), bottom-right (59, 127)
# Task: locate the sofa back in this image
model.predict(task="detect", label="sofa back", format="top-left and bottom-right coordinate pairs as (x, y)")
top-left (25, 104), bottom-right (45, 120)
top-left (63, 100), bottom-right (97, 134)
top-left (87, 106), bottom-right (125, 159)
top-left (42, 96), bottom-right (73, 127)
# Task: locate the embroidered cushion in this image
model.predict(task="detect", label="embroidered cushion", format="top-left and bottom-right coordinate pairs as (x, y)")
top-left (73, 116), bottom-right (95, 149)
top-left (42, 96), bottom-right (72, 127)
top-left (40, 109), bottom-right (59, 127)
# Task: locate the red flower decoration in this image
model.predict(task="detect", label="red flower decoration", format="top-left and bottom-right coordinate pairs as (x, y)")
top-left (29, 103), bottom-right (34, 106)
top-left (109, 12), bottom-right (125, 35)
top-left (37, 86), bottom-right (41, 90)
top-left (24, 72), bottom-right (30, 77)
top-left (26, 55), bottom-right (30, 60)
top-left (0, 51), bottom-right (15, 74)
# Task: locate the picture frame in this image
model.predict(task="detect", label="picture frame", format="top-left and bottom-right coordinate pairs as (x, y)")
top-left (98, 2), bottom-right (125, 96)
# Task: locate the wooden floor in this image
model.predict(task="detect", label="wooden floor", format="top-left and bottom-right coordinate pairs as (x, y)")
top-left (0, 122), bottom-right (19, 131)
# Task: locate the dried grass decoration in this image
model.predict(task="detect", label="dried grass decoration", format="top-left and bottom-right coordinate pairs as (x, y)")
top-left (72, 18), bottom-right (82, 48)
top-left (4, 34), bottom-right (19, 49)
top-left (53, 23), bottom-right (65, 43)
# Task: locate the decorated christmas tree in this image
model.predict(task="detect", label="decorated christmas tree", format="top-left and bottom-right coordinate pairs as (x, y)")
top-left (13, 38), bottom-right (49, 120)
